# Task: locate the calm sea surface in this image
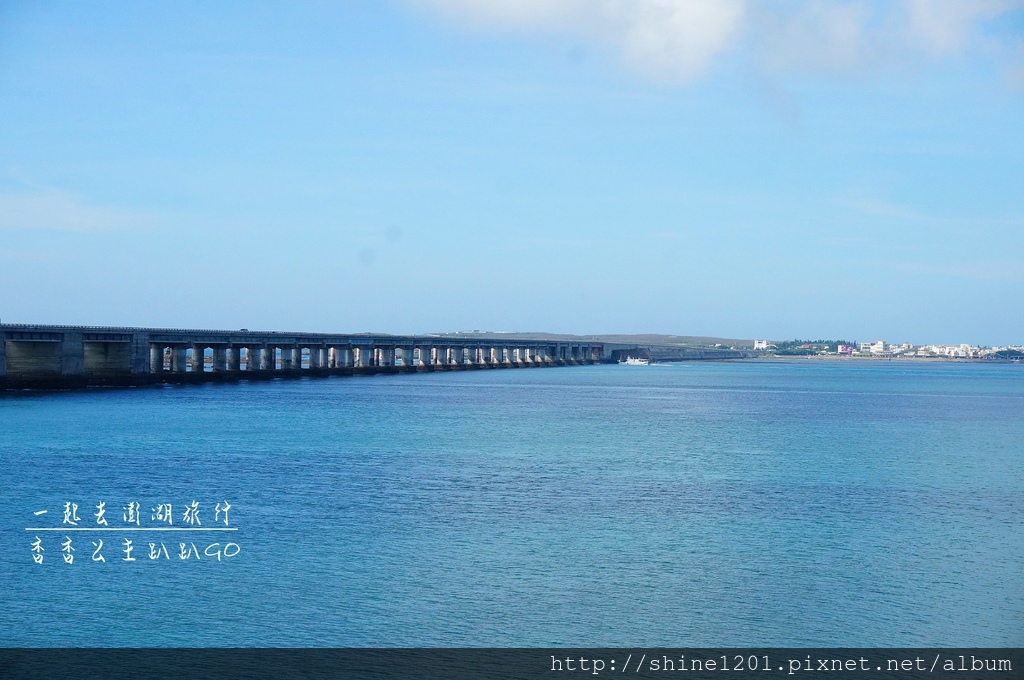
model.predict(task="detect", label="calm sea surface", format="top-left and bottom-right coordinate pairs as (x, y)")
top-left (1, 361), bottom-right (1022, 646)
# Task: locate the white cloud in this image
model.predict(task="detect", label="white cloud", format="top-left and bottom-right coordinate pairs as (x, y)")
top-left (415, 0), bottom-right (1024, 82)
top-left (904, 0), bottom-right (1021, 57)
top-left (748, 1), bottom-right (876, 75)
top-left (0, 189), bottom-right (154, 233)
top-left (416, 0), bottom-right (746, 83)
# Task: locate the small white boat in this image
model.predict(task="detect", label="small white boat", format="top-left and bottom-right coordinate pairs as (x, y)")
top-left (619, 356), bottom-right (650, 366)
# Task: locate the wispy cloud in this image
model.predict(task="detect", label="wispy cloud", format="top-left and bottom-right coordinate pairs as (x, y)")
top-left (414, 0), bottom-right (1024, 83)
top-left (896, 259), bottom-right (1024, 282)
top-left (903, 0), bottom-right (1019, 57)
top-left (415, 0), bottom-right (746, 83)
top-left (0, 247), bottom-right (69, 264)
top-left (0, 189), bottom-right (156, 233)
top-left (839, 197), bottom-right (937, 224)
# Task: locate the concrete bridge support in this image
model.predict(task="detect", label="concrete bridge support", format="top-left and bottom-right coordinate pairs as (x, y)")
top-left (212, 347), bottom-right (227, 372)
top-left (171, 347), bottom-right (187, 373)
top-left (83, 341), bottom-right (132, 380)
top-left (5, 341), bottom-right (62, 387)
top-left (150, 345), bottom-right (163, 373)
top-left (61, 332), bottom-right (85, 382)
top-left (415, 346), bottom-right (432, 369)
top-left (190, 345), bottom-right (204, 373)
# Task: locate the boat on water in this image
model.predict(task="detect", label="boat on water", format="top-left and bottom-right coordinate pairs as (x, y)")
top-left (619, 356), bottom-right (650, 366)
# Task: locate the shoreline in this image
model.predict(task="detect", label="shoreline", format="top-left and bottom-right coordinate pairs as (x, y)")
top-left (744, 354), bottom-right (1019, 364)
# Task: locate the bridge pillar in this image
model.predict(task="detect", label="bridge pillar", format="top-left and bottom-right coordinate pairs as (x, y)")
top-left (245, 347), bottom-right (259, 371)
top-left (171, 347), bottom-right (188, 373)
top-left (190, 345), bottom-right (204, 373)
top-left (226, 348), bottom-right (240, 371)
top-left (61, 332), bottom-right (85, 380)
top-left (129, 333), bottom-right (150, 377)
top-left (213, 347), bottom-right (228, 372)
top-left (382, 347), bottom-right (394, 367)
top-left (150, 345), bottom-right (163, 373)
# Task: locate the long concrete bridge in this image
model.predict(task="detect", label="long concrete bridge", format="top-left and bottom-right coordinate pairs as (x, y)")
top-left (0, 325), bottom-right (606, 391)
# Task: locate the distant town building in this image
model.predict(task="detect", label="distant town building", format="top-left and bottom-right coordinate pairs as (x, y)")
top-left (859, 341), bottom-right (887, 354)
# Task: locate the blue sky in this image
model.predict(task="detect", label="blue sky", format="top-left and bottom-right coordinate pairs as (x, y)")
top-left (1, 1), bottom-right (1022, 345)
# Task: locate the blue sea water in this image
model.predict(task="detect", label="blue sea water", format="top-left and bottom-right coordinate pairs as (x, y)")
top-left (1, 361), bottom-right (1022, 647)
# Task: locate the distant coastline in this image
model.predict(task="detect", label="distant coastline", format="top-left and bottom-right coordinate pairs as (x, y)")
top-left (751, 354), bottom-right (1021, 364)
